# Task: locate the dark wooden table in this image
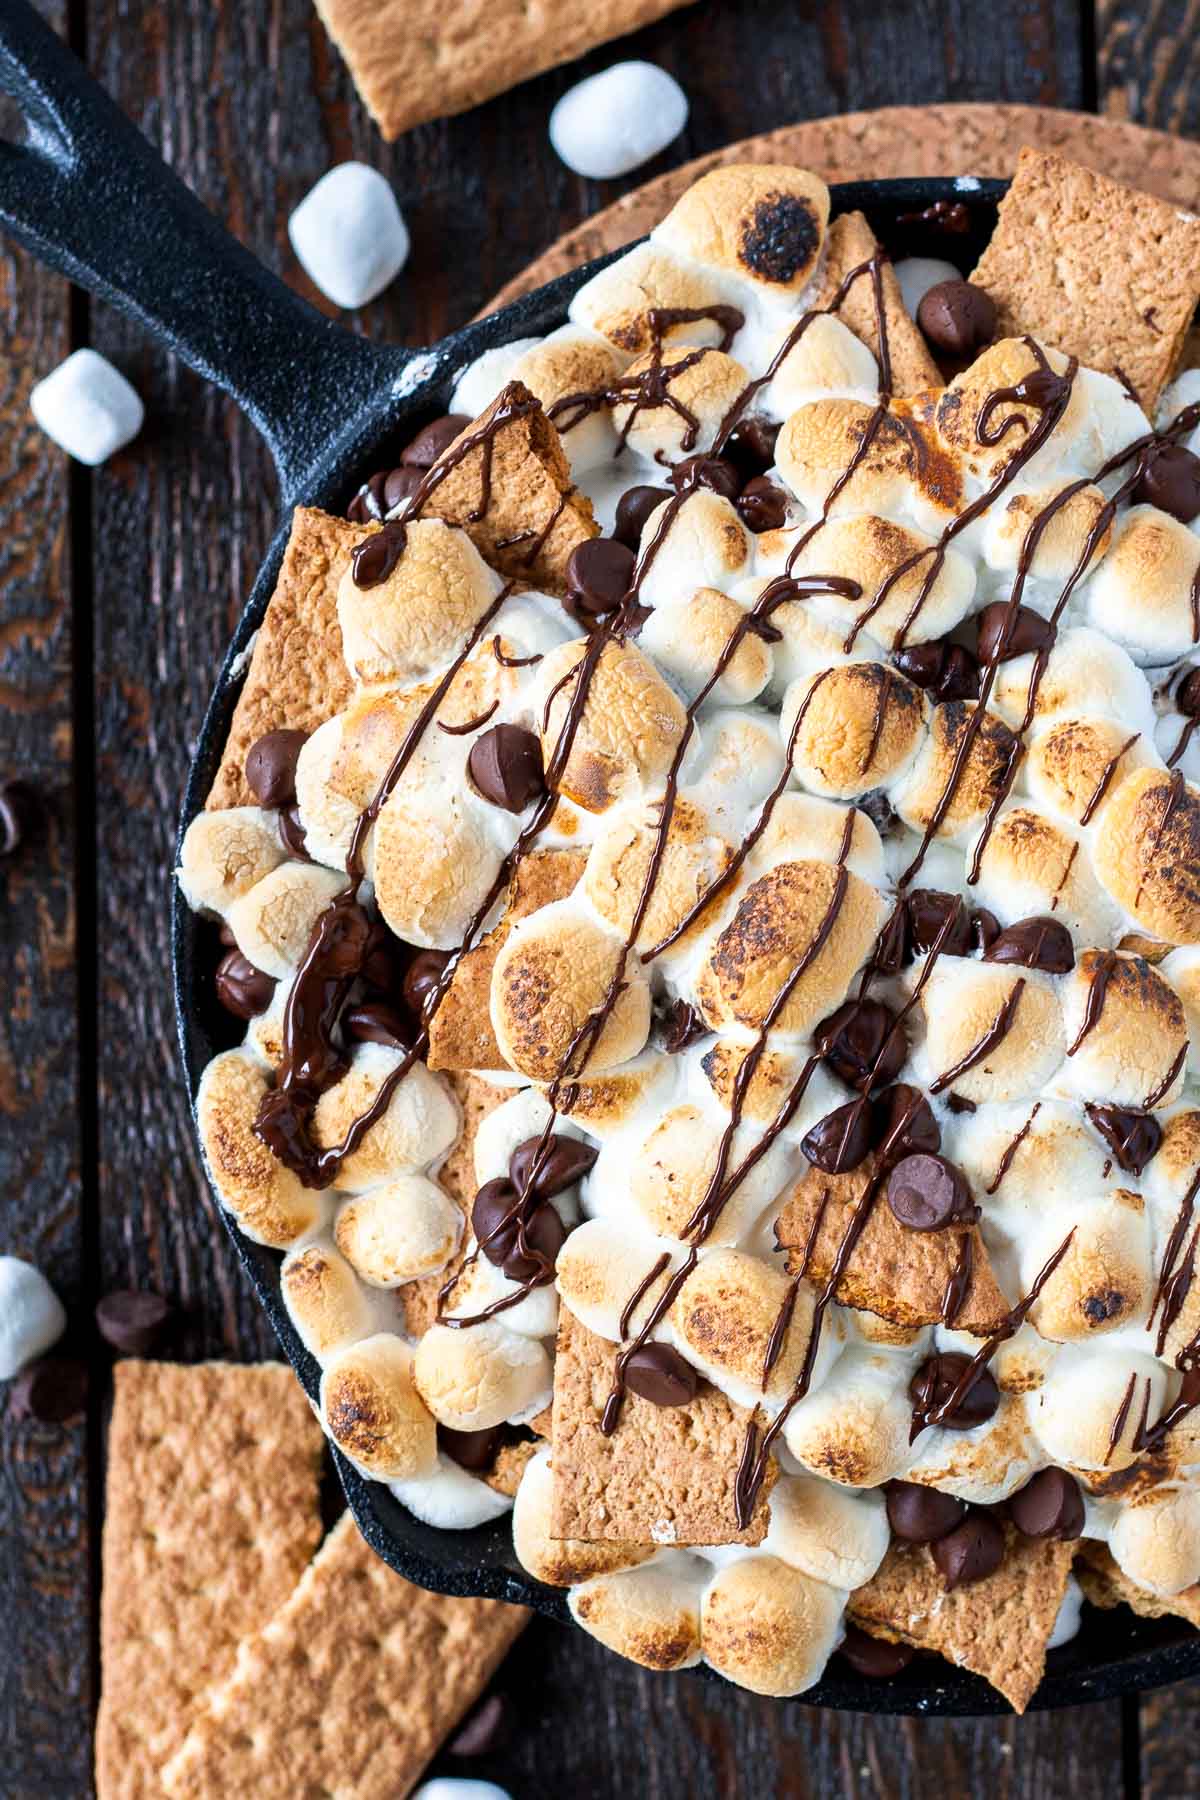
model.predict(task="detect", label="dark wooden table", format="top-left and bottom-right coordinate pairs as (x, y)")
top-left (3, 1), bottom-right (1200, 1794)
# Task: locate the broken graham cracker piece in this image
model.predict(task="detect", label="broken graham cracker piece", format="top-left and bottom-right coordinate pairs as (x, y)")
top-left (971, 147), bottom-right (1200, 407)
top-left (160, 1510), bottom-right (529, 1800)
top-left (313, 0), bottom-right (690, 141)
top-left (400, 1070), bottom-right (511, 1337)
top-left (775, 1155), bottom-right (1011, 1336)
top-left (1076, 1541), bottom-right (1200, 1629)
top-left (550, 1307), bottom-right (775, 1547)
top-left (848, 1529), bottom-right (1074, 1713)
top-left (815, 211), bottom-right (941, 397)
top-left (95, 1360), bottom-right (325, 1800)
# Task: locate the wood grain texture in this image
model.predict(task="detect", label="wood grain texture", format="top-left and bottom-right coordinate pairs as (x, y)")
top-left (1139, 1678), bottom-right (1200, 1799)
top-left (1098, 0), bottom-right (1200, 137)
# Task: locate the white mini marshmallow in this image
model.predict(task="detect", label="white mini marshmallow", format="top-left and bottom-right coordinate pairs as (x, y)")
top-left (1048, 1574), bottom-right (1084, 1648)
top-left (892, 257), bottom-right (961, 320)
top-left (549, 63), bottom-right (688, 180)
top-left (389, 1454), bottom-right (513, 1531)
top-left (288, 163), bottom-right (410, 309)
top-left (412, 1783), bottom-right (513, 1800)
top-left (30, 349), bottom-right (143, 466)
top-left (0, 1256), bottom-right (67, 1379)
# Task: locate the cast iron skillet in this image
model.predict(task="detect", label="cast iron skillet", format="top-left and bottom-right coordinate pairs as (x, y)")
top-left (3, 0), bottom-right (1198, 1716)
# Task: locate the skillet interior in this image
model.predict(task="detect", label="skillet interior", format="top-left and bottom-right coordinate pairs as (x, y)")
top-left (173, 176), bottom-right (1200, 1712)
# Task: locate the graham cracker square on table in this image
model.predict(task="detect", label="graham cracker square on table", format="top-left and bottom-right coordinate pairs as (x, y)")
top-left (94, 1360), bottom-right (326, 1800)
top-left (550, 1307), bottom-right (775, 1547)
top-left (971, 146), bottom-right (1200, 407)
top-left (847, 1528), bottom-right (1074, 1713)
top-left (161, 1511), bottom-right (529, 1800)
top-left (313, 0), bottom-right (692, 141)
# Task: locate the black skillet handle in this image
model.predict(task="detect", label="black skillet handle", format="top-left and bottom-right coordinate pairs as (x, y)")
top-left (0, 0), bottom-right (418, 504)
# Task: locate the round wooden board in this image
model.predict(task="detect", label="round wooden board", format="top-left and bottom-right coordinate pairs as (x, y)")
top-left (483, 101), bottom-right (1200, 312)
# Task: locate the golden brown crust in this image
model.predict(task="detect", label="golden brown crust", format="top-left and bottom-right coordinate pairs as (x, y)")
top-left (814, 210), bottom-right (941, 396)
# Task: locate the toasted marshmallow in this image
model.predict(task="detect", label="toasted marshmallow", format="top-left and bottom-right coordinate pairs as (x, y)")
top-left (442, 1249), bottom-right (560, 1341)
top-left (905, 1392), bottom-right (1041, 1504)
top-left (696, 860), bottom-right (887, 1035)
top-left (1161, 948), bottom-right (1200, 1073)
top-left (1025, 716), bottom-right (1155, 828)
top-left (916, 962), bottom-right (1065, 1105)
top-left (513, 1446), bottom-right (653, 1585)
top-left (626, 1104), bottom-right (795, 1244)
top-left (569, 241), bottom-right (731, 358)
top-left (781, 514), bottom-right (977, 650)
top-left (969, 806), bottom-right (1120, 943)
top-left (777, 398), bottom-right (961, 529)
top-left (891, 701), bottom-right (1020, 846)
top-left (982, 481), bottom-right (1112, 584)
top-left (1108, 1485), bottom-right (1200, 1596)
top-left (765, 313), bottom-right (879, 417)
top-left (583, 796), bottom-right (734, 955)
top-left (538, 638), bottom-right (688, 814)
top-left (554, 1051), bottom-right (674, 1138)
top-left (555, 1224), bottom-right (677, 1343)
top-left (745, 790), bottom-right (885, 888)
top-left (370, 788), bottom-right (504, 950)
top-left (243, 976), bottom-right (289, 1070)
top-left (669, 1249), bottom-right (821, 1407)
top-left (510, 328), bottom-right (624, 470)
top-left (1142, 1105), bottom-right (1200, 1215)
top-left (953, 1099), bottom-right (1111, 1220)
top-left (337, 519), bottom-right (502, 687)
top-left (225, 862), bottom-right (345, 979)
top-left (1031, 1346), bottom-right (1168, 1472)
top-left (196, 1050), bottom-right (322, 1248)
top-left (280, 1239), bottom-right (377, 1361)
top-left (1024, 1190), bottom-right (1152, 1340)
top-left (782, 663), bottom-right (928, 797)
top-left (989, 627), bottom-right (1155, 733)
top-left (700, 1555), bottom-right (843, 1696)
top-left (639, 587), bottom-right (773, 705)
top-left (656, 164), bottom-right (830, 298)
top-left (1085, 505), bottom-right (1200, 664)
top-left (413, 1319), bottom-right (552, 1431)
top-left (490, 901), bottom-right (650, 1080)
top-left (571, 1558), bottom-right (705, 1672)
top-left (1093, 766), bottom-right (1200, 945)
top-left (177, 807), bottom-right (285, 916)
top-left (1055, 951), bottom-right (1187, 1110)
top-left (699, 1038), bottom-right (846, 1143)
top-left (765, 1473), bottom-right (889, 1590)
top-left (312, 1046), bottom-right (460, 1191)
top-left (320, 1333), bottom-right (437, 1481)
top-left (612, 346), bottom-right (750, 464)
top-left (636, 489), bottom-right (752, 609)
top-left (389, 1453), bottom-right (513, 1531)
top-left (334, 1175), bottom-right (462, 1287)
top-left (934, 339), bottom-right (1086, 484)
top-left (783, 1346), bottom-right (915, 1487)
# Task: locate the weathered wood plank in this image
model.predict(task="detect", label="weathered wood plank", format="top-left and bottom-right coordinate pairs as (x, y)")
top-left (1140, 1677), bottom-right (1200, 1799)
top-left (1098, 0), bottom-right (1200, 137)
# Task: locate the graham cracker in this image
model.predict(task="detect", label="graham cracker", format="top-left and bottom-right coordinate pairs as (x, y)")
top-left (971, 147), bottom-right (1200, 406)
top-left (94, 1361), bottom-right (326, 1800)
top-left (847, 1528), bottom-right (1074, 1713)
top-left (401, 1070), bottom-right (512, 1337)
top-left (161, 1511), bottom-right (529, 1800)
top-left (312, 0), bottom-right (691, 141)
top-left (550, 1306), bottom-right (775, 1547)
top-left (815, 210), bottom-right (941, 397)
top-left (1076, 1541), bottom-right (1200, 1629)
top-left (775, 1156), bottom-right (1011, 1336)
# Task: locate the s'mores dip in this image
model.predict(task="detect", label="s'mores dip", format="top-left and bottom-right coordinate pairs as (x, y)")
top-left (178, 148), bottom-right (1200, 1711)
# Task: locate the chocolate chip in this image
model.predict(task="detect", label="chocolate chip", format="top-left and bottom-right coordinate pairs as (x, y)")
top-left (0, 780), bottom-right (40, 857)
top-left (472, 1178), bottom-right (519, 1261)
top-left (361, 920), bottom-right (406, 995)
top-left (887, 1153), bottom-right (978, 1231)
top-left (984, 915), bottom-right (1075, 974)
top-left (509, 1134), bottom-right (598, 1201)
top-left (931, 1511), bottom-right (1006, 1589)
top-left (816, 999), bottom-right (907, 1091)
top-left (613, 485), bottom-right (670, 550)
top-left (670, 454), bottom-right (741, 501)
top-left (278, 803), bottom-right (310, 860)
top-left (916, 279), bottom-right (997, 357)
top-left (1087, 1105), bottom-right (1162, 1175)
top-left (447, 1692), bottom-right (515, 1757)
top-left (906, 890), bottom-right (971, 957)
top-left (970, 907), bottom-right (1001, 953)
top-left (245, 729), bottom-right (309, 808)
top-left (801, 1098), bottom-right (877, 1174)
top-left (735, 477), bottom-right (788, 533)
top-left (1133, 442), bottom-right (1200, 524)
top-left (1176, 667), bottom-right (1200, 718)
top-left (886, 1479), bottom-right (966, 1543)
top-left (871, 905), bottom-right (910, 977)
top-left (623, 1342), bottom-right (699, 1408)
top-left (1008, 1468), bottom-right (1085, 1541)
top-left (893, 642), bottom-right (942, 689)
top-left (946, 1092), bottom-right (977, 1115)
top-left (877, 1084), bottom-right (942, 1157)
top-left (343, 1000), bottom-right (412, 1050)
top-left (467, 724), bottom-right (546, 813)
top-left (95, 1290), bottom-right (172, 1356)
top-left (10, 1355), bottom-right (87, 1424)
top-left (723, 417), bottom-right (780, 478)
top-left (975, 602), bottom-right (1055, 665)
top-left (838, 1625), bottom-right (916, 1678)
top-left (438, 1423), bottom-right (503, 1473)
top-left (909, 1352), bottom-right (999, 1431)
top-left (214, 949), bottom-right (276, 1020)
top-left (401, 413), bottom-right (471, 469)
top-left (895, 640), bottom-right (981, 705)
top-left (499, 1203), bottom-right (566, 1284)
top-left (659, 998), bottom-right (708, 1053)
top-left (347, 466), bottom-right (422, 524)
top-left (565, 538), bottom-right (635, 627)
top-left (402, 948), bottom-right (453, 1021)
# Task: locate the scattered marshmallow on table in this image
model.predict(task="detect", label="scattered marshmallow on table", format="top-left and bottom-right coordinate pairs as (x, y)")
top-left (549, 62), bottom-right (688, 179)
top-left (0, 1255), bottom-right (67, 1379)
top-left (288, 162), bottom-right (410, 309)
top-left (411, 1782), bottom-right (513, 1800)
top-left (30, 349), bottom-right (144, 466)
